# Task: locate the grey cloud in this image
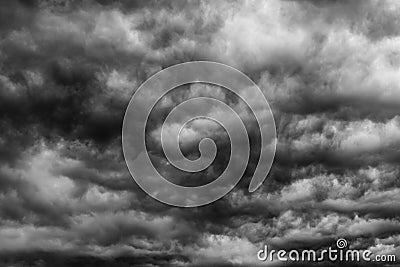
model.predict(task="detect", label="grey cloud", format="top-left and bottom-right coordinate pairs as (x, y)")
top-left (1, 0), bottom-right (400, 266)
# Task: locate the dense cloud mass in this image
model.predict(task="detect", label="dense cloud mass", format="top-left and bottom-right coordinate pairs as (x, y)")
top-left (1, 0), bottom-right (400, 266)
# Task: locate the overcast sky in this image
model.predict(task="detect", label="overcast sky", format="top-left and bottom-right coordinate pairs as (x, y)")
top-left (1, 0), bottom-right (400, 266)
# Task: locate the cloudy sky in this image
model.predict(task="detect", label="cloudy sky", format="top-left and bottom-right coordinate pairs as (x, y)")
top-left (1, 0), bottom-right (400, 266)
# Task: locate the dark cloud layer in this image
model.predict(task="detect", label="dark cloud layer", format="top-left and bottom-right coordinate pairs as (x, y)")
top-left (0, 0), bottom-right (400, 266)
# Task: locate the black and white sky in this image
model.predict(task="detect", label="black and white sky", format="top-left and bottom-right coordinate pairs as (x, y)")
top-left (1, 0), bottom-right (400, 266)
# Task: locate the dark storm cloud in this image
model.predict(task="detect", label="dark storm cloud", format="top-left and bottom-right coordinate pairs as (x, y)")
top-left (0, 0), bottom-right (37, 33)
top-left (0, 165), bottom-right (73, 227)
top-left (0, 251), bottom-right (190, 267)
top-left (1, 0), bottom-right (400, 266)
top-left (0, 0), bottom-right (226, 161)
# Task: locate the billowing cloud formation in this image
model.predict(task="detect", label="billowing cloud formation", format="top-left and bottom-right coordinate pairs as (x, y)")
top-left (0, 0), bottom-right (400, 266)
